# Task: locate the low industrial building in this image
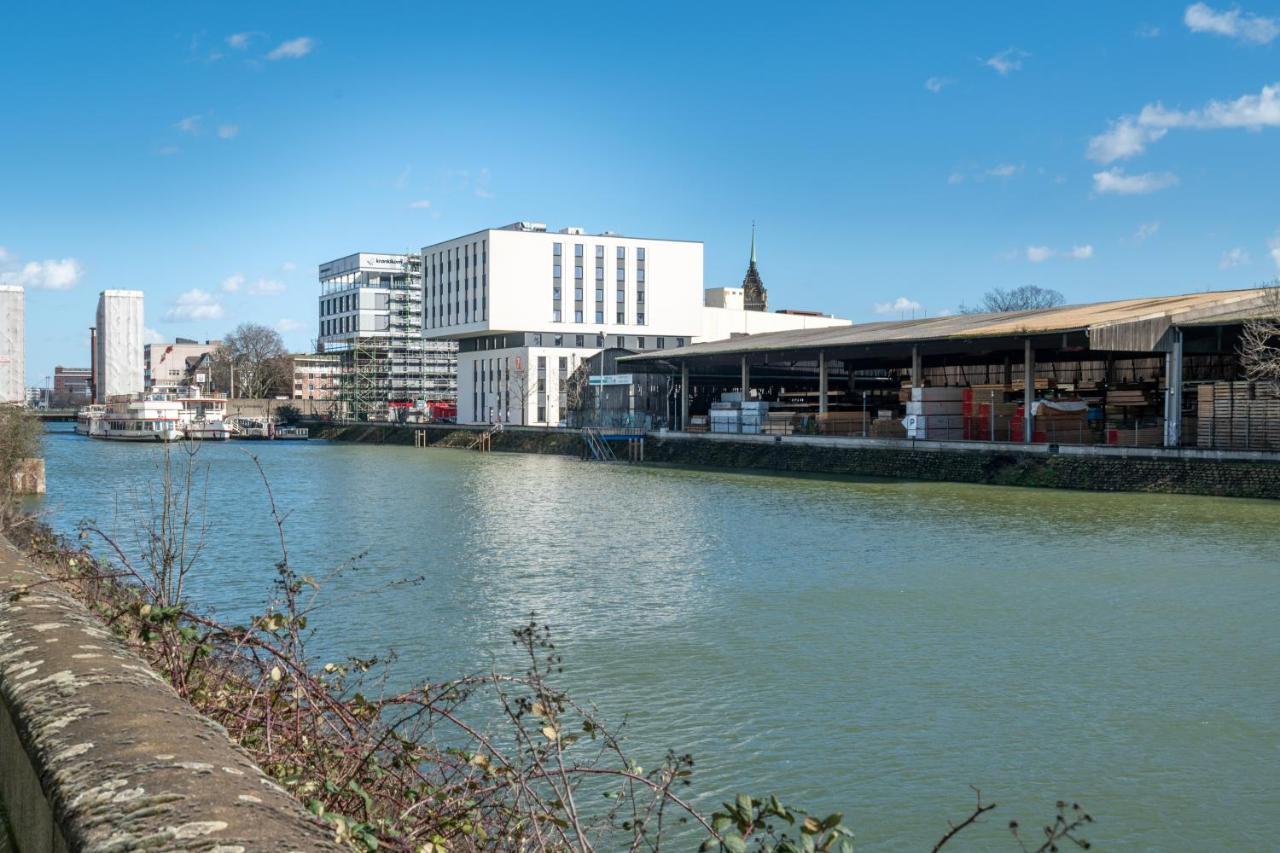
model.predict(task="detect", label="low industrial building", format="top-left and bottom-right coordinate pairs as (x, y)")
top-left (622, 288), bottom-right (1280, 452)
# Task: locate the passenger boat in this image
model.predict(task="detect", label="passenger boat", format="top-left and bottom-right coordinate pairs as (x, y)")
top-left (227, 415), bottom-right (276, 440)
top-left (88, 397), bottom-right (184, 442)
top-left (75, 404), bottom-right (107, 436)
top-left (273, 426), bottom-right (310, 441)
top-left (153, 385), bottom-right (232, 441)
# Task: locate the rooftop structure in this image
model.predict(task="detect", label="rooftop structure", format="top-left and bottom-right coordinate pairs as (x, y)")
top-left (741, 223), bottom-right (767, 312)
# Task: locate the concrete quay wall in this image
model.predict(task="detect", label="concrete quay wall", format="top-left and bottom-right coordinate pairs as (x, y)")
top-left (313, 423), bottom-right (1280, 499)
top-left (0, 536), bottom-right (340, 852)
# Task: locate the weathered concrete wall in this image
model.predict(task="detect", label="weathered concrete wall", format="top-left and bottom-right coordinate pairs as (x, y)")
top-left (0, 536), bottom-right (341, 852)
top-left (10, 459), bottom-right (44, 496)
top-left (314, 423), bottom-right (1280, 499)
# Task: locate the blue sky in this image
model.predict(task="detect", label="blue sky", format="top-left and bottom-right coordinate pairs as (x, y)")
top-left (2, 1), bottom-right (1279, 384)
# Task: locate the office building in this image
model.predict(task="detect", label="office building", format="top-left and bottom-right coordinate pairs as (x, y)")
top-left (94, 290), bottom-right (145, 402)
top-left (0, 286), bottom-right (23, 403)
top-left (318, 252), bottom-right (457, 419)
top-left (52, 366), bottom-right (93, 405)
top-left (424, 222), bottom-right (847, 425)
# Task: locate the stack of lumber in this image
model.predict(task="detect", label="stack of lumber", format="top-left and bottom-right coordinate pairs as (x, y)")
top-left (687, 415), bottom-right (708, 433)
top-left (1106, 389), bottom-right (1148, 407)
top-left (1010, 377), bottom-right (1054, 392)
top-left (816, 411), bottom-right (868, 436)
top-left (905, 387), bottom-right (965, 440)
top-left (1196, 381), bottom-right (1280, 450)
top-left (764, 411), bottom-right (796, 435)
top-left (870, 417), bottom-right (907, 438)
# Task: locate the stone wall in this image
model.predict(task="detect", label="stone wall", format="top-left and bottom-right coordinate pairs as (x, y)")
top-left (0, 535), bottom-right (341, 851)
top-left (311, 424), bottom-right (1280, 499)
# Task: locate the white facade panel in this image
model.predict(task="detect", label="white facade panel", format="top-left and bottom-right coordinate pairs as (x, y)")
top-left (700, 307), bottom-right (850, 341)
top-left (0, 286), bottom-right (23, 403)
top-left (95, 290), bottom-right (145, 402)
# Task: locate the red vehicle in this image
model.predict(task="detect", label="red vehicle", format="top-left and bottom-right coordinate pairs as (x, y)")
top-left (424, 400), bottom-right (457, 423)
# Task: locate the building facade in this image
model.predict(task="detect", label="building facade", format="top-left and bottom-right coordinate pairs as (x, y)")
top-left (0, 286), bottom-right (23, 404)
top-left (52, 366), bottom-right (93, 406)
top-left (292, 352), bottom-right (340, 401)
top-left (423, 222), bottom-right (704, 425)
top-left (318, 252), bottom-right (457, 419)
top-left (94, 290), bottom-right (144, 402)
top-left (144, 339), bottom-right (220, 390)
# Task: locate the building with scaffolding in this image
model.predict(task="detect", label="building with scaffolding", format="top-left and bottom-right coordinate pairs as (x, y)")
top-left (318, 252), bottom-right (457, 420)
top-left (0, 286), bottom-right (23, 403)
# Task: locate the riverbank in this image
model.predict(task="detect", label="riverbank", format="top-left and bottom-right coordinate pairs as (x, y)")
top-left (312, 422), bottom-right (1280, 499)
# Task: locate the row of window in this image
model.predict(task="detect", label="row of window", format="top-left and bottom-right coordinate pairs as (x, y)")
top-left (428, 240), bottom-right (488, 327)
top-left (552, 243), bottom-right (648, 325)
top-left (528, 333), bottom-right (683, 351)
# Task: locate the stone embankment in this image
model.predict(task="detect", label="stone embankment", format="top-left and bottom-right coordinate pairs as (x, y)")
top-left (0, 536), bottom-right (340, 852)
top-left (313, 423), bottom-right (1280, 499)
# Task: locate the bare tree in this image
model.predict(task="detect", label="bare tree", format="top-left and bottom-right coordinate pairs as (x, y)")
top-left (211, 323), bottom-right (291, 399)
top-left (961, 285), bottom-right (1066, 314)
top-left (507, 362), bottom-right (538, 425)
top-left (1238, 283), bottom-right (1280, 391)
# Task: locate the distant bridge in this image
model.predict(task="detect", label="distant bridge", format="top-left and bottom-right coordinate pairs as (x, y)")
top-left (33, 408), bottom-right (77, 422)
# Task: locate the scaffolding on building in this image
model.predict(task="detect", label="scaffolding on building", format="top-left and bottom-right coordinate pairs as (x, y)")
top-left (333, 255), bottom-right (457, 421)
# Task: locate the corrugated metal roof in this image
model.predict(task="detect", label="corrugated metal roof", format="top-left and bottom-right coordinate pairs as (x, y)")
top-left (622, 288), bottom-right (1272, 363)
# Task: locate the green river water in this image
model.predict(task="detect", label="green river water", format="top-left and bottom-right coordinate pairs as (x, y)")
top-left (29, 426), bottom-right (1280, 850)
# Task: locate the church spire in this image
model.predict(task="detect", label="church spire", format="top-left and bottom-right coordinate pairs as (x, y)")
top-left (741, 221), bottom-right (768, 312)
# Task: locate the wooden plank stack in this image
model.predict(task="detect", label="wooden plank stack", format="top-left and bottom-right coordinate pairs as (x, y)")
top-left (1196, 381), bottom-right (1280, 450)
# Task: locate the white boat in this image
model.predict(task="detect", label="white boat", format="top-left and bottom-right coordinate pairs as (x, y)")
top-left (152, 385), bottom-right (232, 441)
top-left (75, 404), bottom-right (107, 436)
top-left (228, 415), bottom-right (277, 440)
top-left (89, 396), bottom-right (184, 442)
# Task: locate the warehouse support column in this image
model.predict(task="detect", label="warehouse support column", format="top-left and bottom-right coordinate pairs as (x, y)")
top-left (680, 361), bottom-right (690, 431)
top-left (1023, 338), bottom-right (1035, 444)
top-left (1164, 328), bottom-right (1184, 448)
top-left (911, 345), bottom-right (922, 389)
top-left (818, 351), bottom-right (829, 415)
top-left (741, 355), bottom-right (750, 400)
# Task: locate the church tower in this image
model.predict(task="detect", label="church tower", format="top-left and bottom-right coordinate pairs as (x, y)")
top-left (742, 222), bottom-right (768, 312)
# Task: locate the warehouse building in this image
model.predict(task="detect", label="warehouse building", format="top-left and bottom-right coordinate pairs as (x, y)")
top-left (621, 288), bottom-right (1280, 452)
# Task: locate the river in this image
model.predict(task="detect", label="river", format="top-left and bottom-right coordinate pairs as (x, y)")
top-left (29, 425), bottom-right (1280, 850)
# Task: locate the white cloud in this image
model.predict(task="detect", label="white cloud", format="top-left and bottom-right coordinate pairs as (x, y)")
top-left (985, 163), bottom-right (1023, 178)
top-left (394, 165), bottom-right (412, 189)
top-left (175, 115), bottom-right (202, 135)
top-left (226, 32), bottom-right (255, 50)
top-left (1219, 247), bottom-right (1250, 268)
top-left (1092, 168), bottom-right (1179, 195)
top-left (874, 296), bottom-right (923, 315)
top-left (1088, 81), bottom-right (1280, 162)
top-left (0, 257), bottom-right (84, 290)
top-left (1026, 245), bottom-right (1054, 263)
top-left (1070, 244), bottom-right (1094, 260)
top-left (281, 261), bottom-right (297, 272)
top-left (0, 246), bottom-right (9, 262)
top-left (1086, 118), bottom-right (1167, 163)
top-left (1135, 221), bottom-right (1161, 241)
top-left (924, 76), bottom-right (953, 93)
top-left (220, 273), bottom-right (244, 293)
top-left (143, 326), bottom-right (166, 344)
top-left (1022, 245), bottom-right (1092, 263)
top-left (409, 199), bottom-right (432, 209)
top-left (267, 37), bottom-right (314, 60)
top-left (165, 289), bottom-right (224, 322)
top-left (474, 187), bottom-right (494, 199)
top-left (217, 124), bottom-right (239, 139)
top-left (1270, 229), bottom-right (1280, 271)
top-left (947, 172), bottom-right (965, 185)
top-left (249, 278), bottom-right (286, 296)
top-left (984, 48), bottom-right (1029, 75)
top-left (277, 318), bottom-right (303, 333)
top-left (1136, 23), bottom-right (1162, 38)
top-left (1184, 2), bottom-right (1278, 44)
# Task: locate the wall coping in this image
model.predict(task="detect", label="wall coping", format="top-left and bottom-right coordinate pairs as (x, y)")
top-left (0, 535), bottom-right (341, 852)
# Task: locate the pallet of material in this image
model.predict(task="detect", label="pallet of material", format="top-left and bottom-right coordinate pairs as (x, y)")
top-left (1106, 389), bottom-right (1149, 406)
top-left (1010, 378), bottom-right (1054, 392)
top-left (817, 412), bottom-right (868, 435)
top-left (870, 417), bottom-right (907, 438)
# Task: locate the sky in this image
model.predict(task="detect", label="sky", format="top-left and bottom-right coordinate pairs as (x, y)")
top-left (2, 0), bottom-right (1279, 384)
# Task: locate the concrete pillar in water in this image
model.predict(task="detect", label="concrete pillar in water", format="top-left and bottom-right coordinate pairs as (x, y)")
top-left (1023, 338), bottom-right (1035, 444)
top-left (818, 351), bottom-right (829, 415)
top-left (680, 361), bottom-right (690, 431)
top-left (11, 458), bottom-right (45, 495)
top-left (1164, 328), bottom-right (1184, 447)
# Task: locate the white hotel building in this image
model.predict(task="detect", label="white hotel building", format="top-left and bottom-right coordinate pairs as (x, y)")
top-left (423, 222), bottom-right (847, 426)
